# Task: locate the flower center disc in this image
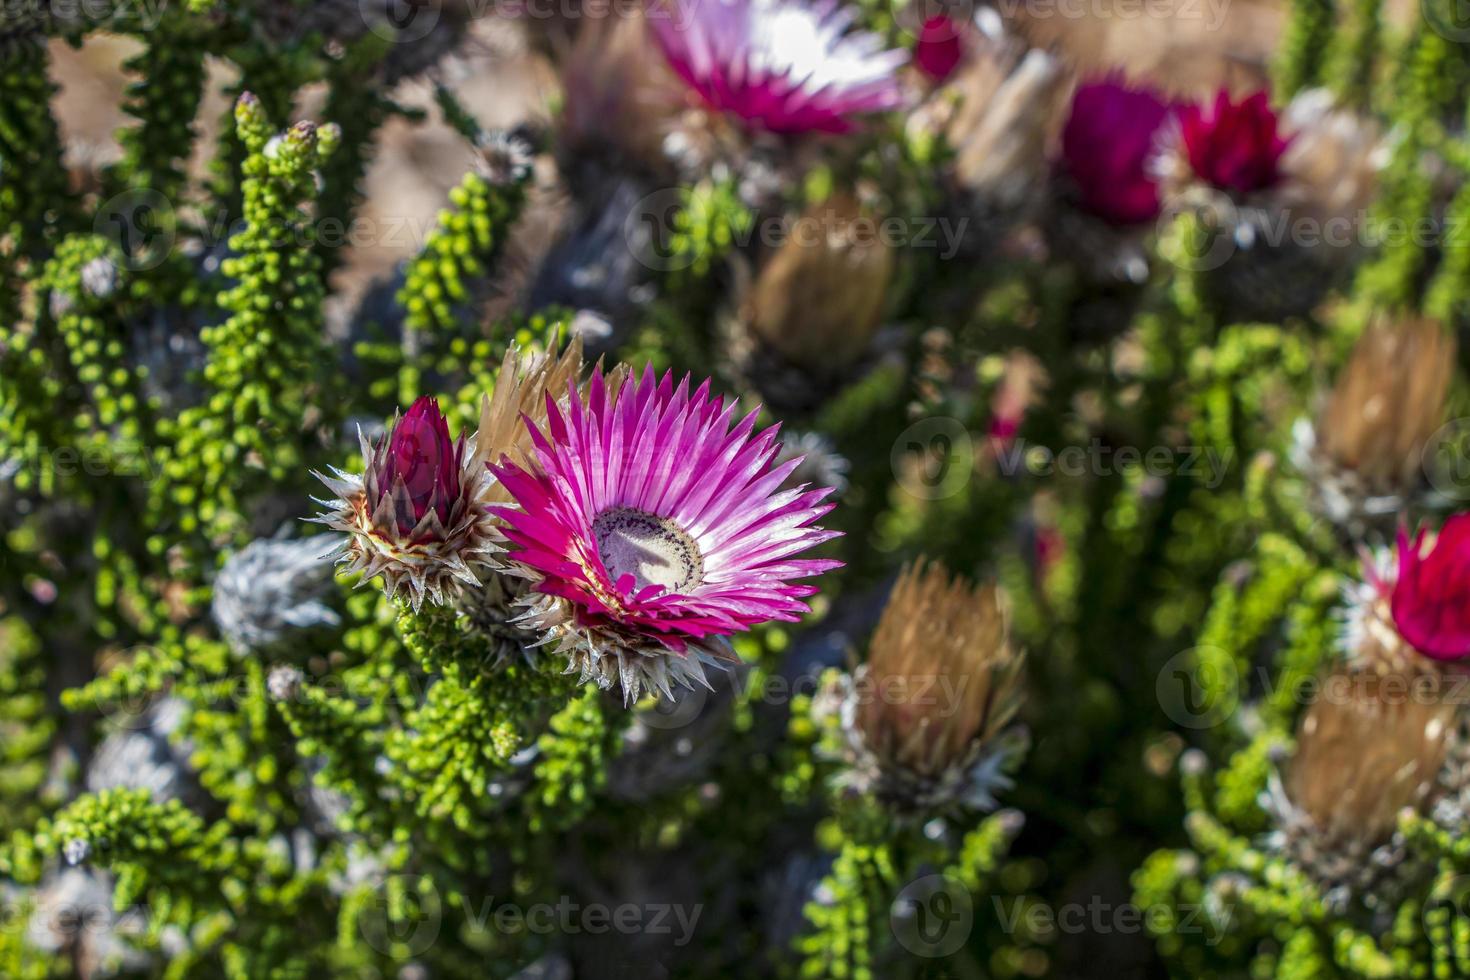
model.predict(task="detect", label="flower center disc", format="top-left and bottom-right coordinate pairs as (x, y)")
top-left (592, 507), bottom-right (704, 595)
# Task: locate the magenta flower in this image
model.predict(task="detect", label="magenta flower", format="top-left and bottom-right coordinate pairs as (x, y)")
top-left (491, 366), bottom-right (843, 700)
top-left (1180, 89), bottom-right (1289, 195)
top-left (914, 15), bottom-right (964, 83)
top-left (648, 0), bottom-right (907, 135)
top-left (1383, 515), bottom-right (1470, 661)
top-left (1059, 78), bottom-right (1173, 225)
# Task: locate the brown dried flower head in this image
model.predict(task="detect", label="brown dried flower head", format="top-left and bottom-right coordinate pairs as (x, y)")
top-left (1312, 316), bottom-right (1455, 501)
top-left (857, 559), bottom-right (1025, 779)
top-left (942, 38), bottom-right (1066, 217)
top-left (1275, 89), bottom-right (1386, 227)
top-left (741, 193), bottom-right (894, 373)
top-left (1285, 671), bottom-right (1456, 849)
top-left (557, 12), bottom-right (680, 176)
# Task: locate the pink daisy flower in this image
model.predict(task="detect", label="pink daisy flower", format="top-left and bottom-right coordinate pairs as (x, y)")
top-left (1180, 89), bottom-right (1290, 196)
top-left (490, 365), bottom-right (843, 701)
top-left (648, 0), bottom-right (907, 135)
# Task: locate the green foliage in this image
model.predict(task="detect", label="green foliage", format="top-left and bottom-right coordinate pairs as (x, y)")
top-left (0, 618), bottom-right (55, 837)
top-left (5, 3), bottom-right (1470, 978)
top-left (398, 163), bottom-right (532, 336)
top-left (158, 95), bottom-right (340, 558)
top-left (111, 19), bottom-right (208, 205)
top-left (1275, 0), bottom-right (1337, 97)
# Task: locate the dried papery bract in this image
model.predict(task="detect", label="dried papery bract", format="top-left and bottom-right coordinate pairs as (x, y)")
top-left (1276, 88), bottom-right (1385, 231)
top-left (822, 559), bottom-right (1026, 815)
top-left (1296, 318), bottom-right (1455, 530)
top-left (557, 12), bottom-right (678, 177)
top-left (741, 193), bottom-right (894, 374)
top-left (1286, 673), bottom-right (1454, 846)
top-left (1267, 670), bottom-right (1461, 912)
top-left (454, 338), bottom-right (613, 661)
top-left (859, 561), bottom-right (1024, 777)
top-left (1001, 0), bottom-right (1277, 96)
top-left (1316, 319), bottom-right (1454, 500)
top-left (472, 337), bottom-right (586, 510)
top-left (950, 48), bottom-right (1064, 209)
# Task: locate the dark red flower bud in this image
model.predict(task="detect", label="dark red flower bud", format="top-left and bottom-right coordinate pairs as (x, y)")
top-left (914, 16), bottom-right (964, 83)
top-left (1060, 78), bottom-right (1173, 225)
top-left (376, 397), bottom-right (461, 536)
top-left (1180, 89), bottom-right (1289, 195)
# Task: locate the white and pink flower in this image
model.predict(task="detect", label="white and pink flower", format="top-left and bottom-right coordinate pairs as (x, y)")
top-left (490, 365), bottom-right (842, 700)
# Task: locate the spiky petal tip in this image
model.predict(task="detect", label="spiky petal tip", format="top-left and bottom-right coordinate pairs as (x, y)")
top-left (491, 365), bottom-right (843, 703)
